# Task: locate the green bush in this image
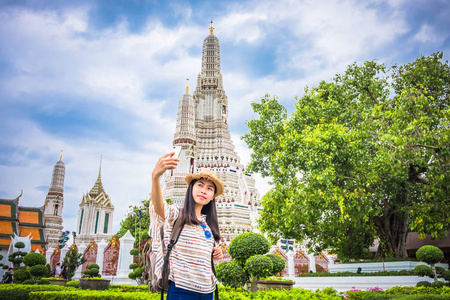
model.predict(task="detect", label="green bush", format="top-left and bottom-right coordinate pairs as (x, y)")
top-left (245, 255), bottom-right (273, 279)
top-left (431, 281), bottom-right (445, 288)
top-left (83, 264), bottom-right (101, 278)
top-left (133, 267), bottom-right (143, 277)
top-left (87, 263), bottom-right (100, 270)
top-left (416, 246), bottom-right (444, 265)
top-left (128, 272), bottom-right (137, 280)
top-left (417, 281), bottom-right (432, 287)
top-left (13, 268), bottom-right (31, 283)
top-left (216, 261), bottom-right (247, 288)
top-left (22, 279), bottom-right (35, 285)
top-left (435, 266), bottom-right (445, 276)
top-left (66, 280), bottom-right (80, 288)
top-left (29, 265), bottom-right (49, 279)
top-left (129, 263), bottom-right (138, 270)
top-left (414, 265), bottom-right (433, 277)
top-left (228, 232), bottom-right (270, 265)
top-left (266, 254), bottom-right (285, 275)
top-left (442, 270), bottom-right (450, 281)
top-left (14, 242), bottom-right (25, 249)
top-left (23, 253), bottom-right (46, 267)
top-left (130, 249), bottom-right (139, 256)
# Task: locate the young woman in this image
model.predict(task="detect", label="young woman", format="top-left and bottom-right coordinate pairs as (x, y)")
top-left (150, 152), bottom-right (224, 300)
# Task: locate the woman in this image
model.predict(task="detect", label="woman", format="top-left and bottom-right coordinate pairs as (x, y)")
top-left (151, 152), bottom-right (223, 300)
top-left (60, 265), bottom-right (68, 279)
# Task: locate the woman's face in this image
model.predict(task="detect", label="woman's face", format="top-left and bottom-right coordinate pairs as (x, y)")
top-left (192, 178), bottom-right (215, 207)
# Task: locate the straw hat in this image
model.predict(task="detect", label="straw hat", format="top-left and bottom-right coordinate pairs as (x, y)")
top-left (185, 169), bottom-right (224, 198)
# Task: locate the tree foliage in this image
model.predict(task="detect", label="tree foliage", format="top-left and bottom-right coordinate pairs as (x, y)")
top-left (242, 52), bottom-right (450, 259)
top-left (62, 246), bottom-right (86, 280)
top-left (116, 199), bottom-right (150, 241)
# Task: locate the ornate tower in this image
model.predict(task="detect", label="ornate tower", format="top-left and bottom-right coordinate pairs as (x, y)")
top-left (76, 158), bottom-right (114, 244)
top-left (162, 22), bottom-right (261, 243)
top-left (44, 152), bottom-right (65, 248)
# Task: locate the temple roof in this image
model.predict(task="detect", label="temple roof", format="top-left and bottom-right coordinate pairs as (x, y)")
top-left (0, 193), bottom-right (46, 249)
top-left (80, 158), bottom-right (114, 209)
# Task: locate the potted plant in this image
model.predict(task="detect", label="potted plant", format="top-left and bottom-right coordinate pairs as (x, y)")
top-left (80, 263), bottom-right (110, 290)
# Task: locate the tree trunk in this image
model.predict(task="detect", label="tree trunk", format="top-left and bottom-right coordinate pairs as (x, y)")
top-left (431, 264), bottom-right (437, 281)
top-left (374, 189), bottom-right (410, 258)
top-left (251, 275), bottom-right (258, 293)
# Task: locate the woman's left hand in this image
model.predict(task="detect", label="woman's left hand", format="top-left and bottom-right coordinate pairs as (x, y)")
top-left (212, 246), bottom-right (223, 261)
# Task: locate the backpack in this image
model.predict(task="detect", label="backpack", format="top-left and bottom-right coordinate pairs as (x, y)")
top-left (146, 213), bottom-right (219, 300)
top-left (50, 267), bottom-right (56, 277)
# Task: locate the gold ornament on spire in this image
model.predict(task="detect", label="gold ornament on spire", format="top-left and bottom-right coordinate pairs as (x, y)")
top-left (185, 79), bottom-right (190, 94)
top-left (59, 150), bottom-right (63, 161)
top-left (209, 20), bottom-right (214, 35)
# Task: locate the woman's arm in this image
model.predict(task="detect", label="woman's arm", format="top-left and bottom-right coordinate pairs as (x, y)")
top-left (151, 152), bottom-right (179, 219)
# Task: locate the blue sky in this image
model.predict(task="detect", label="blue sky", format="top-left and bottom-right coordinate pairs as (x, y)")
top-left (0, 0), bottom-right (449, 237)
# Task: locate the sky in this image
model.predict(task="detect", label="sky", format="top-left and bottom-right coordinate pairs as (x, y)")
top-left (0, 0), bottom-right (449, 239)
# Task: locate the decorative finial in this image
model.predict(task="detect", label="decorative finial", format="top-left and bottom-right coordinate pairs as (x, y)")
top-left (60, 150), bottom-right (63, 161)
top-left (185, 79), bottom-right (190, 94)
top-left (98, 155), bottom-right (102, 179)
top-left (209, 20), bottom-right (214, 35)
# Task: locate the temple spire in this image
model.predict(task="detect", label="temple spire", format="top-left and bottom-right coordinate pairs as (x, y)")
top-left (209, 20), bottom-right (214, 35)
top-left (185, 79), bottom-right (190, 94)
top-left (98, 155), bottom-right (102, 180)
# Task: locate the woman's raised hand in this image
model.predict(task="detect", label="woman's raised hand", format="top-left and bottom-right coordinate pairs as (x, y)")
top-left (152, 152), bottom-right (180, 179)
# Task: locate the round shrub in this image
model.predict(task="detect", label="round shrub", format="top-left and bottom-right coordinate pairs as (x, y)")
top-left (13, 268), bottom-right (31, 283)
top-left (414, 265), bottom-right (433, 277)
top-left (442, 270), bottom-right (450, 281)
top-left (2, 265), bottom-right (9, 270)
top-left (416, 245), bottom-right (444, 265)
top-left (134, 267), bottom-right (143, 277)
top-left (14, 257), bottom-right (23, 264)
top-left (216, 261), bottom-right (247, 288)
top-left (30, 264), bottom-right (49, 279)
top-left (14, 241), bottom-right (25, 249)
top-left (245, 254), bottom-right (273, 279)
top-left (416, 281), bottom-right (432, 287)
top-left (23, 252), bottom-right (47, 267)
top-left (90, 268), bottom-right (100, 276)
top-left (66, 280), bottom-right (80, 288)
top-left (435, 266), bottom-right (445, 276)
top-left (129, 263), bottom-right (138, 270)
top-left (431, 281), bottom-right (445, 288)
top-left (128, 272), bottom-right (137, 280)
top-left (87, 263), bottom-right (100, 270)
top-left (22, 279), bottom-right (35, 285)
top-left (266, 254), bottom-right (285, 275)
top-left (130, 248), bottom-right (139, 256)
top-left (229, 232), bottom-right (270, 265)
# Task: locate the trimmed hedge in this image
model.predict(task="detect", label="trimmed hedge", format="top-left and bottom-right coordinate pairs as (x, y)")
top-left (28, 290), bottom-right (161, 299)
top-left (298, 270), bottom-right (415, 277)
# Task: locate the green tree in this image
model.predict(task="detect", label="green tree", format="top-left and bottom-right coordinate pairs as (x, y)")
top-left (62, 246), bottom-right (86, 280)
top-left (8, 242), bottom-right (27, 269)
top-left (416, 245), bottom-right (444, 281)
top-left (116, 199), bottom-right (150, 241)
top-left (243, 52), bottom-right (450, 259)
top-left (217, 232), bottom-right (283, 292)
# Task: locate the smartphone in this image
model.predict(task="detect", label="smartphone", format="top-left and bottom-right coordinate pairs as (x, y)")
top-left (169, 146), bottom-right (182, 159)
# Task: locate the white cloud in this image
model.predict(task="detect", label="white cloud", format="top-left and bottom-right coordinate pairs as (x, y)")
top-left (413, 23), bottom-right (444, 44)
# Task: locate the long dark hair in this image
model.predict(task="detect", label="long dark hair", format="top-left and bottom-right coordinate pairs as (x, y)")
top-left (179, 179), bottom-right (221, 242)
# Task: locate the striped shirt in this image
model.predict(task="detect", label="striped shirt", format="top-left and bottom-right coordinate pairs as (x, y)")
top-left (149, 202), bottom-right (217, 293)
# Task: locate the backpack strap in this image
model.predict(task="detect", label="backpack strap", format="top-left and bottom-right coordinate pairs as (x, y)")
top-left (161, 212), bottom-right (184, 300)
top-left (211, 250), bottom-right (219, 300)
